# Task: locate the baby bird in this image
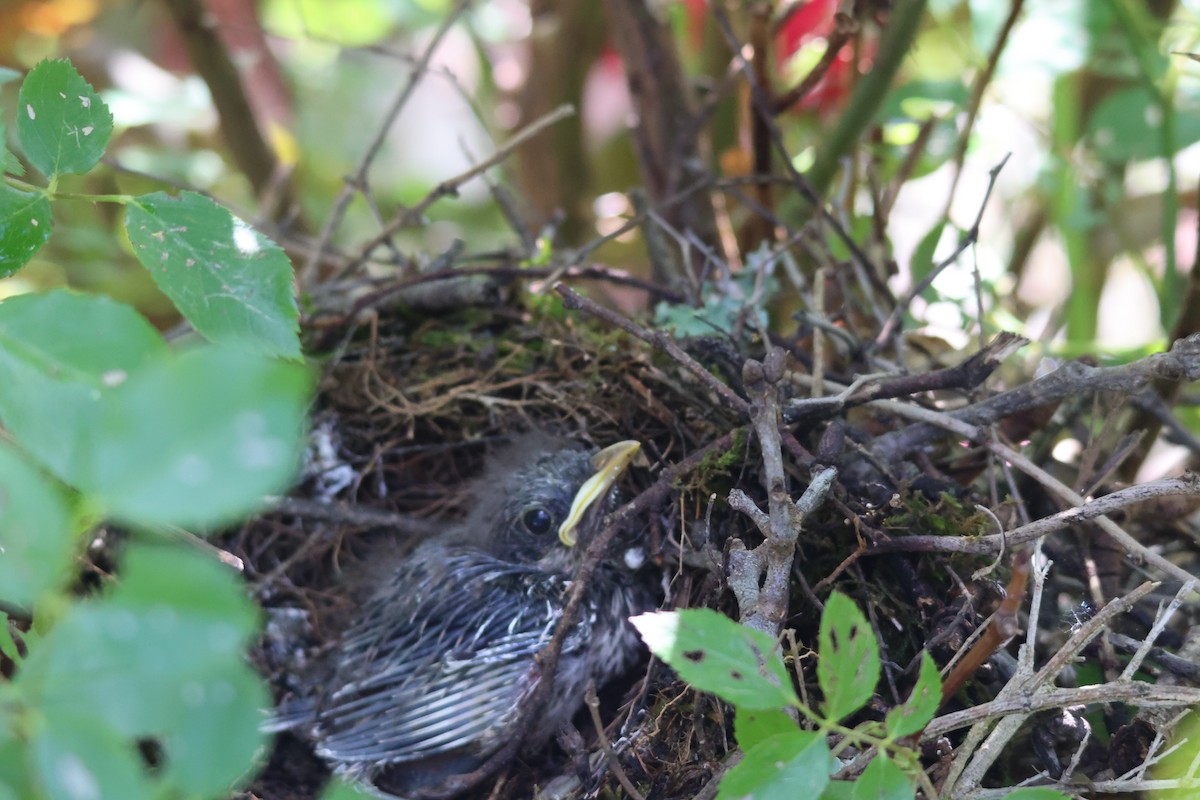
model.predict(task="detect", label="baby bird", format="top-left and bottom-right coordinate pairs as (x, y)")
top-left (270, 439), bottom-right (651, 797)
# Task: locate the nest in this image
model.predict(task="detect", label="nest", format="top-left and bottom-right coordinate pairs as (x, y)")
top-left (227, 263), bottom-right (1200, 799)
top-left (234, 292), bottom-right (742, 799)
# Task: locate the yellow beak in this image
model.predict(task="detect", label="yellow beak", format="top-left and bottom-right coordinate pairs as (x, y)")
top-left (557, 440), bottom-right (642, 547)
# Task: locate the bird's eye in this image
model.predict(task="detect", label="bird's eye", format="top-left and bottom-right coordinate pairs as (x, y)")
top-left (522, 507), bottom-right (553, 536)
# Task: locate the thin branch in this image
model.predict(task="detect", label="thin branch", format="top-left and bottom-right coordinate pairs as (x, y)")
top-left (937, 581), bottom-right (1159, 793)
top-left (866, 474), bottom-right (1200, 559)
top-left (265, 495), bottom-right (440, 537)
top-left (873, 152), bottom-right (1011, 350)
top-left (585, 682), bottom-right (647, 800)
top-left (299, 0), bottom-right (471, 285)
top-left (335, 104), bottom-right (577, 282)
top-left (938, 549), bottom-right (1030, 705)
top-left (554, 283), bottom-right (750, 417)
top-left (938, 0), bottom-right (1026, 218)
top-left (784, 331), bottom-right (1028, 422)
top-left (865, 400), bottom-right (1200, 585)
top-left (869, 332), bottom-right (1200, 463)
top-left (770, 12), bottom-right (859, 114)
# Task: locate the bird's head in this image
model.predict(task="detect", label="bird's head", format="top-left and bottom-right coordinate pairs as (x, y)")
top-left (486, 440), bottom-right (641, 567)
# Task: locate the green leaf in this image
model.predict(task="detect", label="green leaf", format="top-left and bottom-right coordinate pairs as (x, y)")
top-left (0, 735), bottom-right (34, 800)
top-left (20, 546), bottom-right (264, 726)
top-left (0, 443), bottom-right (72, 606)
top-left (125, 191), bottom-right (301, 359)
top-left (817, 592), bottom-right (880, 723)
top-left (31, 715), bottom-right (153, 800)
top-left (0, 116), bottom-right (24, 177)
top-left (0, 290), bottom-right (167, 484)
top-left (632, 610), bottom-right (799, 710)
top-left (826, 216), bottom-right (872, 263)
top-left (158, 666), bottom-right (270, 794)
top-left (885, 652), bottom-right (942, 739)
top-left (734, 708), bottom-right (797, 751)
top-left (878, 80), bottom-right (969, 124)
top-left (0, 616), bottom-right (19, 664)
top-left (909, 222), bottom-right (947, 289)
top-left (81, 345), bottom-right (311, 528)
top-left (851, 756), bottom-right (913, 800)
top-left (0, 185), bottom-right (51, 277)
top-left (717, 731), bottom-right (830, 800)
top-left (818, 782), bottom-right (855, 799)
top-left (1085, 87), bottom-right (1200, 163)
top-left (0, 291), bottom-right (311, 529)
top-left (17, 59), bottom-right (113, 178)
top-left (17, 545), bottom-right (267, 797)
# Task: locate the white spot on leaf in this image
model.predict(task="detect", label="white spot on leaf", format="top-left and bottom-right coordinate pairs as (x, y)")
top-left (107, 610), bottom-right (139, 640)
top-left (181, 681), bottom-right (206, 707)
top-left (231, 217), bottom-right (260, 255)
top-left (147, 604), bottom-right (178, 633)
top-left (25, 104), bottom-right (35, 120)
top-left (57, 754), bottom-right (100, 800)
top-left (210, 680), bottom-right (236, 705)
top-left (79, 95), bottom-right (91, 108)
top-left (208, 623), bottom-right (241, 653)
top-left (235, 411), bottom-right (284, 469)
top-left (174, 453), bottom-right (212, 486)
top-left (100, 369), bottom-right (127, 388)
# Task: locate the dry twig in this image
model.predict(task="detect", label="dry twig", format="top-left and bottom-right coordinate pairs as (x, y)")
top-left (727, 349), bottom-right (838, 634)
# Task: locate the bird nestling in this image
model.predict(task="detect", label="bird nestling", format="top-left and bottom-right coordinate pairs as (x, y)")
top-left (268, 437), bottom-right (654, 798)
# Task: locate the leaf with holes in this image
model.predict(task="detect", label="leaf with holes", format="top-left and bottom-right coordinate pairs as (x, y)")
top-left (31, 717), bottom-right (153, 800)
top-left (80, 345), bottom-right (312, 528)
top-left (885, 651), bottom-right (942, 739)
top-left (817, 592), bottom-right (880, 723)
top-left (17, 59), bottom-right (112, 178)
top-left (17, 545), bottom-right (268, 797)
top-left (716, 730), bottom-right (830, 800)
top-left (0, 289), bottom-right (168, 485)
top-left (851, 755), bottom-right (913, 800)
top-left (125, 191), bottom-right (300, 360)
top-left (734, 708), bottom-right (797, 751)
top-left (0, 184), bottom-right (51, 277)
top-left (632, 609), bottom-right (798, 710)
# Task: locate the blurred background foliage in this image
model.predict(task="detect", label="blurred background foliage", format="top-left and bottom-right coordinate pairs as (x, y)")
top-left (5, 2), bottom-right (1200, 797)
top-left (3, 0), bottom-right (1200, 354)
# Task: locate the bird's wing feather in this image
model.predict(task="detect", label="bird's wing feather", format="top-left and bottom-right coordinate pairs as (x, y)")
top-left (311, 551), bottom-right (581, 765)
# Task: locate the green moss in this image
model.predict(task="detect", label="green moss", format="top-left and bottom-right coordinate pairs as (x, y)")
top-left (884, 491), bottom-right (991, 539)
top-left (684, 428), bottom-right (750, 491)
